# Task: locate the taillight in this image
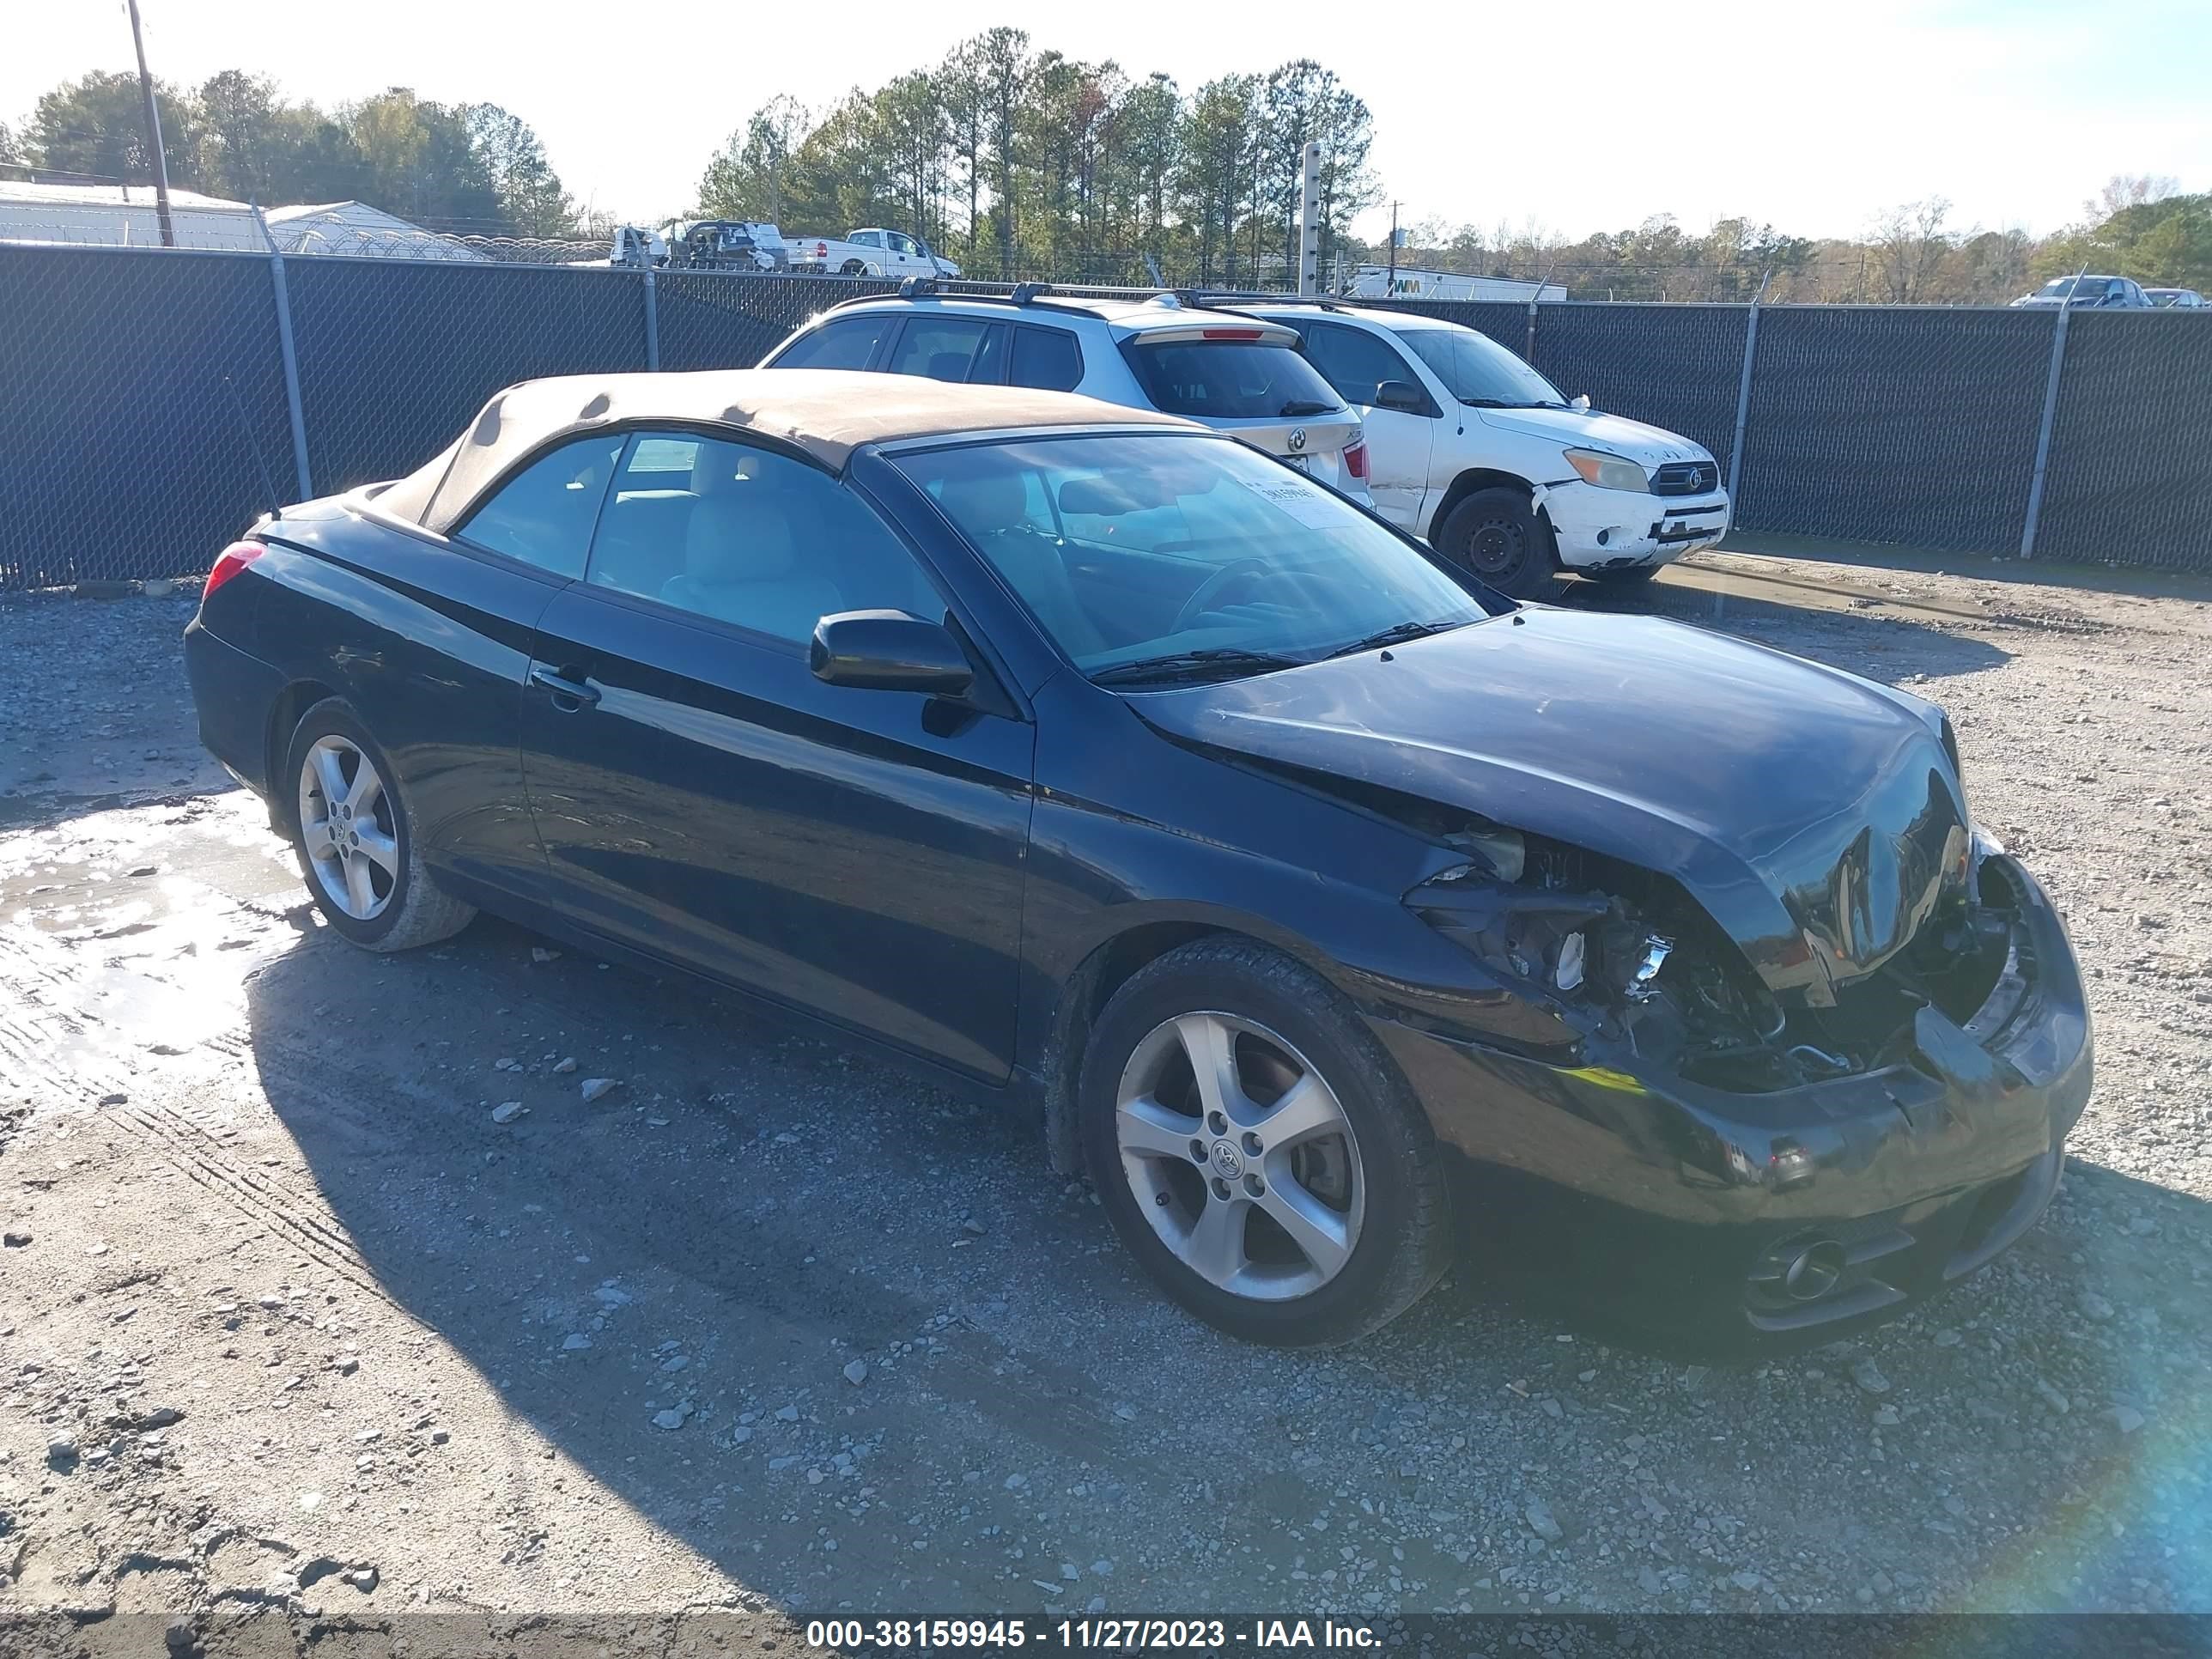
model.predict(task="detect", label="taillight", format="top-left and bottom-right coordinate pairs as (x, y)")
top-left (1343, 441), bottom-right (1369, 482)
top-left (203, 540), bottom-right (264, 601)
top-left (1199, 327), bottom-right (1263, 340)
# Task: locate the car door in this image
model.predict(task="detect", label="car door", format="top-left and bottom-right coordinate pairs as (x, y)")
top-left (324, 430), bottom-right (622, 905)
top-left (1297, 321), bottom-right (1437, 530)
top-left (520, 428), bottom-right (1034, 1080)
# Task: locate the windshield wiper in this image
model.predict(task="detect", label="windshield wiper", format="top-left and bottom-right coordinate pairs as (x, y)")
top-left (1460, 397), bottom-right (1554, 409)
top-left (1322, 619), bottom-right (1458, 659)
top-left (1091, 647), bottom-right (1304, 687)
top-left (1278, 398), bottom-right (1337, 416)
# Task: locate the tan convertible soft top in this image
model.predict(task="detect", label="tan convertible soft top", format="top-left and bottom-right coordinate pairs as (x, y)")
top-left (377, 368), bottom-right (1197, 535)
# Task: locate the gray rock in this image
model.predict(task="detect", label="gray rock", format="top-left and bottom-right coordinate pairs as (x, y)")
top-left (490, 1101), bottom-right (524, 1124)
top-left (580, 1077), bottom-right (620, 1103)
top-left (46, 1436), bottom-right (77, 1466)
top-left (346, 1565), bottom-right (379, 1592)
top-left (561, 1333), bottom-right (591, 1352)
top-left (553, 1057), bottom-right (579, 1074)
top-left (2034, 1380), bottom-right (2070, 1414)
top-left (775, 1403), bottom-right (800, 1422)
top-left (2078, 1291), bottom-right (2115, 1322)
top-left (1851, 1358), bottom-right (1893, 1396)
top-left (1004, 1472), bottom-right (1028, 1491)
top-left (651, 1402), bottom-right (694, 1431)
top-left (2108, 1405), bottom-right (2146, 1435)
top-left (843, 1358), bottom-right (869, 1386)
top-left (1523, 1497), bottom-right (1563, 1542)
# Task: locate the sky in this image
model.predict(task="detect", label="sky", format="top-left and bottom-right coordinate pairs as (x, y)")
top-left (9, 0), bottom-right (2209, 241)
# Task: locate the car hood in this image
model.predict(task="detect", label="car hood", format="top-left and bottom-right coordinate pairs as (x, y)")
top-left (1475, 406), bottom-right (1710, 466)
top-left (1133, 607), bottom-right (1969, 1003)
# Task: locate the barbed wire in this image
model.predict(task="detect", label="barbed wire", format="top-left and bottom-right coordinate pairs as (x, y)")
top-left (0, 213), bottom-right (2063, 303)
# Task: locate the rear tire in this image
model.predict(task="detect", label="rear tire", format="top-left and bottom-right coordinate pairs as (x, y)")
top-left (1079, 939), bottom-right (1452, 1346)
top-left (284, 698), bottom-right (475, 953)
top-left (1436, 488), bottom-right (1555, 599)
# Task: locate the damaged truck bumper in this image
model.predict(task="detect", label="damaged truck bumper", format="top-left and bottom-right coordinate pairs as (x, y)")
top-left (1538, 478), bottom-right (1732, 573)
top-left (1368, 853), bottom-right (2093, 1345)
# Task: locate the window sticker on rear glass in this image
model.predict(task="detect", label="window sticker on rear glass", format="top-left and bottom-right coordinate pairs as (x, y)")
top-left (1239, 476), bottom-right (1340, 529)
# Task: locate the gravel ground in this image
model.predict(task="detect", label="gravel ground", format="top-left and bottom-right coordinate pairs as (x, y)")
top-left (2, 550), bottom-right (2209, 1653)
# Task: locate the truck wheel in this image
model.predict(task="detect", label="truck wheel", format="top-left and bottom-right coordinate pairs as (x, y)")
top-left (840, 259), bottom-right (867, 276)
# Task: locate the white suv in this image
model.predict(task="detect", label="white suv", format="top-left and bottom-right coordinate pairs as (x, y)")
top-left (761, 289), bottom-right (1371, 502)
top-left (1242, 302), bottom-right (1729, 595)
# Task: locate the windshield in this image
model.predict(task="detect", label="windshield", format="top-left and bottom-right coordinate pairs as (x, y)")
top-left (1398, 327), bottom-right (1565, 407)
top-left (2035, 277), bottom-right (2108, 299)
top-left (895, 434), bottom-right (1500, 685)
top-left (1121, 340), bottom-right (1346, 420)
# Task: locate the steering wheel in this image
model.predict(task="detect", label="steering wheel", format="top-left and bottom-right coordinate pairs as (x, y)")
top-left (1171, 559), bottom-right (1276, 634)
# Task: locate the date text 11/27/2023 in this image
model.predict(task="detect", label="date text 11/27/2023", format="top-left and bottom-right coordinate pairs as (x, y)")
top-left (804, 1618), bottom-right (1382, 1650)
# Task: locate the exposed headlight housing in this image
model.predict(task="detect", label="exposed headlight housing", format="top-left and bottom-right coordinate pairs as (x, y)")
top-left (1564, 447), bottom-right (1650, 493)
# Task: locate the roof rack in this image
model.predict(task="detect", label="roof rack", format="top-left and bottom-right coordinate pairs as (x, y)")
top-left (1182, 289), bottom-right (1347, 313)
top-left (817, 277), bottom-right (1106, 320)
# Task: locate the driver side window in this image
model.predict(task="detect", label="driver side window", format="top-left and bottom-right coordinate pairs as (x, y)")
top-left (586, 434), bottom-right (940, 646)
top-left (1303, 323), bottom-right (1421, 410)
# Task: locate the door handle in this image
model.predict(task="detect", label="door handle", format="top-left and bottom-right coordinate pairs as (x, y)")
top-left (529, 665), bottom-right (600, 708)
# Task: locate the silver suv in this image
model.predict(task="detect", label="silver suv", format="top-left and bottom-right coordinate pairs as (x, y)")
top-left (760, 287), bottom-right (1371, 502)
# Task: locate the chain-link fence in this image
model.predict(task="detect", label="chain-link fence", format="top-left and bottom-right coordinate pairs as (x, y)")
top-left (3, 242), bottom-right (2210, 590)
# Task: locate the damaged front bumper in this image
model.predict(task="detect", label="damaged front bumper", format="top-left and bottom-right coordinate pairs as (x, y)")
top-left (1370, 853), bottom-right (2093, 1342)
top-left (1538, 478), bottom-right (1731, 572)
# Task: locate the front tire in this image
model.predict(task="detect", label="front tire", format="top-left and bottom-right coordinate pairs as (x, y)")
top-left (1079, 939), bottom-right (1452, 1346)
top-left (1436, 488), bottom-right (1555, 599)
top-left (284, 698), bottom-right (475, 952)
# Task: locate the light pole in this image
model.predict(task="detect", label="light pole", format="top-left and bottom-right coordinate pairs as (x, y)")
top-left (125, 0), bottom-right (176, 247)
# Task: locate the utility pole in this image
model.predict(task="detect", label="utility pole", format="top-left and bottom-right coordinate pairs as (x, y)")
top-left (1295, 141), bottom-right (1320, 297)
top-left (126, 0), bottom-right (175, 247)
top-left (1387, 200), bottom-right (1400, 295)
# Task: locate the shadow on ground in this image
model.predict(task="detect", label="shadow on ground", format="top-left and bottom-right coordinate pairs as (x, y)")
top-left (239, 902), bottom-right (2212, 1616)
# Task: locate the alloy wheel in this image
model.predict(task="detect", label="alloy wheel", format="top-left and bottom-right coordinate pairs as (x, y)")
top-left (1114, 1012), bottom-right (1365, 1301)
top-left (297, 734), bottom-right (398, 921)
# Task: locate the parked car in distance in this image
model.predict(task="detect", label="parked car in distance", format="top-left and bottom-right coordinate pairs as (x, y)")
top-left (784, 228), bottom-right (961, 278)
top-left (762, 287), bottom-right (1370, 502)
top-left (183, 370), bottom-right (2093, 1352)
top-left (2010, 275), bottom-right (2154, 308)
top-left (2145, 287), bottom-right (2206, 309)
top-left (1237, 301), bottom-right (1727, 596)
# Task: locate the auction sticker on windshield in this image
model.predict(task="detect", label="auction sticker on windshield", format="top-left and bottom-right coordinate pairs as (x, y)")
top-left (1241, 476), bottom-right (1339, 526)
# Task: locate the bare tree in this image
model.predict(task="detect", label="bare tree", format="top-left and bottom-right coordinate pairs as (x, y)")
top-left (1869, 197), bottom-right (1953, 304)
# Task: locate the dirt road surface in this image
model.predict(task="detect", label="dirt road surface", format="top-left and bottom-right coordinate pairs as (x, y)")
top-left (3, 547), bottom-right (2209, 1654)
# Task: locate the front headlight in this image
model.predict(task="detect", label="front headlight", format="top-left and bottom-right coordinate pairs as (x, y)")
top-left (1564, 447), bottom-right (1650, 493)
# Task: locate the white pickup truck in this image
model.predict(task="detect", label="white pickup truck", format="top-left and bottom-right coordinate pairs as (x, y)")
top-left (784, 228), bottom-right (962, 279)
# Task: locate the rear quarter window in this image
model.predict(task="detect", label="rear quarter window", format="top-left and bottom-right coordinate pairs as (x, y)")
top-left (1010, 325), bottom-right (1083, 392)
top-left (769, 314), bottom-right (892, 370)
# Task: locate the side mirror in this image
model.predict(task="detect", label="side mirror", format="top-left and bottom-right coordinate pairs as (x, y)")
top-left (1373, 379), bottom-right (1425, 414)
top-left (810, 610), bottom-right (974, 696)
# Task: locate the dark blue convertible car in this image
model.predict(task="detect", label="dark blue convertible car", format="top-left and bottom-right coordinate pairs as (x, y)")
top-left (184, 370), bottom-right (2092, 1348)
